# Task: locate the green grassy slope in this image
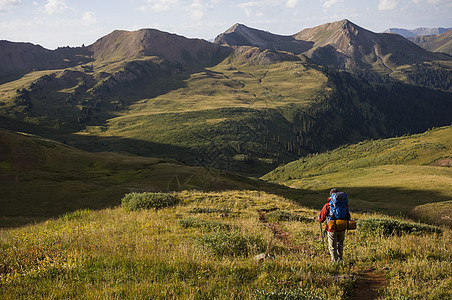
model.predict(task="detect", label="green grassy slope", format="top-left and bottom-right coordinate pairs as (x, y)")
top-left (262, 126), bottom-right (452, 217)
top-left (1, 43), bottom-right (452, 177)
top-left (0, 129), bottom-right (292, 225)
top-left (0, 191), bottom-right (450, 299)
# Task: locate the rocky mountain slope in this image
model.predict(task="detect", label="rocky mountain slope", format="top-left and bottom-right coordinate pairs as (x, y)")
top-left (0, 41), bottom-right (91, 84)
top-left (89, 28), bottom-right (231, 67)
top-left (293, 19), bottom-right (449, 73)
top-left (214, 23), bottom-right (312, 54)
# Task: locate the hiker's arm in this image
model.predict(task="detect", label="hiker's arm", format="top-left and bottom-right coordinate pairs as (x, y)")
top-left (318, 203), bottom-right (329, 222)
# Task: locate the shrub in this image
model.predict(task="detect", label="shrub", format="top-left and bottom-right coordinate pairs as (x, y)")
top-left (198, 231), bottom-right (266, 256)
top-left (178, 217), bottom-right (232, 231)
top-left (357, 218), bottom-right (442, 236)
top-left (254, 288), bottom-right (323, 300)
top-left (60, 209), bottom-right (90, 221)
top-left (121, 192), bottom-right (179, 211)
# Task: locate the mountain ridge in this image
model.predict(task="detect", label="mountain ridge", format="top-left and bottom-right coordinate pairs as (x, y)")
top-left (292, 19), bottom-right (449, 72)
top-left (1, 19), bottom-right (452, 176)
top-left (408, 30), bottom-right (452, 55)
top-left (384, 27), bottom-right (452, 38)
top-left (0, 40), bottom-right (92, 84)
top-left (214, 23), bottom-right (312, 54)
top-left (89, 28), bottom-right (231, 67)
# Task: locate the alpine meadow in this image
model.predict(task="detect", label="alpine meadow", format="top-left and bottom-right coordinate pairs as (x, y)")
top-left (1, 19), bottom-right (451, 299)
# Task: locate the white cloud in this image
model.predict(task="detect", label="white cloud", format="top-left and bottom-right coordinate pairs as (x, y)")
top-left (378, 0), bottom-right (398, 10)
top-left (43, 0), bottom-right (69, 15)
top-left (237, 1), bottom-right (278, 17)
top-left (286, 0), bottom-right (298, 8)
top-left (237, 1), bottom-right (257, 17)
top-left (322, 0), bottom-right (343, 9)
top-left (0, 0), bottom-right (21, 13)
top-left (140, 0), bottom-right (181, 12)
top-left (82, 11), bottom-right (97, 26)
top-left (427, 0), bottom-right (452, 7)
top-left (188, 0), bottom-right (210, 19)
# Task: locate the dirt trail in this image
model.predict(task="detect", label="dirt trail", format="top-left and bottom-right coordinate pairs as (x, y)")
top-left (351, 267), bottom-right (387, 300)
top-left (258, 210), bottom-right (316, 255)
top-left (258, 210), bottom-right (388, 299)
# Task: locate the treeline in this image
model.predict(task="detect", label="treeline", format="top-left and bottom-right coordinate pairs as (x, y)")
top-left (402, 63), bottom-right (452, 91)
top-left (149, 69), bottom-right (452, 175)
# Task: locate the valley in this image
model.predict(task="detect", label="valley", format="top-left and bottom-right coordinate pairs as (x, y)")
top-left (0, 18), bottom-right (451, 299)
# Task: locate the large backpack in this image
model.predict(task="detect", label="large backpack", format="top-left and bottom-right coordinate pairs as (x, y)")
top-left (328, 192), bottom-right (350, 221)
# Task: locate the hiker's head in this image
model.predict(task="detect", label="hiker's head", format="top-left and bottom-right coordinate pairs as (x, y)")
top-left (329, 188), bottom-right (338, 195)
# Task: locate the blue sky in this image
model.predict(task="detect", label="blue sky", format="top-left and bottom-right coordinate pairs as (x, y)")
top-left (1, 0), bottom-right (451, 49)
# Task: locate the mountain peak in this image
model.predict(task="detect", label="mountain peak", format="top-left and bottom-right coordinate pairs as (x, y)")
top-left (89, 28), bottom-right (231, 66)
top-left (293, 19), bottom-right (448, 71)
top-left (214, 23), bottom-right (312, 54)
top-left (330, 19), bottom-right (365, 34)
top-left (337, 19), bottom-right (352, 26)
top-left (224, 23), bottom-right (250, 34)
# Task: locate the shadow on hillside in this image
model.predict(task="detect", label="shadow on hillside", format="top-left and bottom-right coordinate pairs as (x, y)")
top-left (1, 122), bottom-right (450, 228)
top-left (2, 174), bottom-right (450, 228)
top-left (277, 186), bottom-right (452, 218)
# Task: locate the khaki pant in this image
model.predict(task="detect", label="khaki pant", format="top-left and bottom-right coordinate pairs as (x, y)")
top-left (328, 231), bottom-right (345, 262)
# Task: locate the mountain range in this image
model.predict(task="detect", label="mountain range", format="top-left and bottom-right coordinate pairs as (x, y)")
top-left (384, 27), bottom-right (452, 38)
top-left (0, 19), bottom-right (451, 177)
top-left (408, 30), bottom-right (452, 55)
top-left (216, 20), bottom-right (450, 73)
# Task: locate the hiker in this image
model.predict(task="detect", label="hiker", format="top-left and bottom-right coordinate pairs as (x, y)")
top-left (318, 188), bottom-right (351, 262)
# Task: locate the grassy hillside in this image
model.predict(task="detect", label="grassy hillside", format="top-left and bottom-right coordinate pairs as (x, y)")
top-left (263, 126), bottom-right (452, 217)
top-left (0, 129), bottom-right (293, 226)
top-left (0, 190), bottom-right (450, 299)
top-left (408, 201), bottom-right (452, 228)
top-left (1, 40), bottom-right (451, 177)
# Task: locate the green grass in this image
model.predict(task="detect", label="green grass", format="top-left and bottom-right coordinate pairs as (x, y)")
top-left (0, 190), bottom-right (450, 299)
top-left (121, 192), bottom-right (179, 211)
top-left (408, 201), bottom-right (452, 228)
top-left (262, 126), bottom-right (452, 219)
top-left (0, 128), bottom-right (296, 225)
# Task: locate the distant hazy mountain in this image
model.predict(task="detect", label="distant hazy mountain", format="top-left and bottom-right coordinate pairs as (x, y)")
top-left (214, 23), bottom-right (312, 54)
top-left (384, 27), bottom-right (452, 38)
top-left (409, 30), bottom-right (452, 55)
